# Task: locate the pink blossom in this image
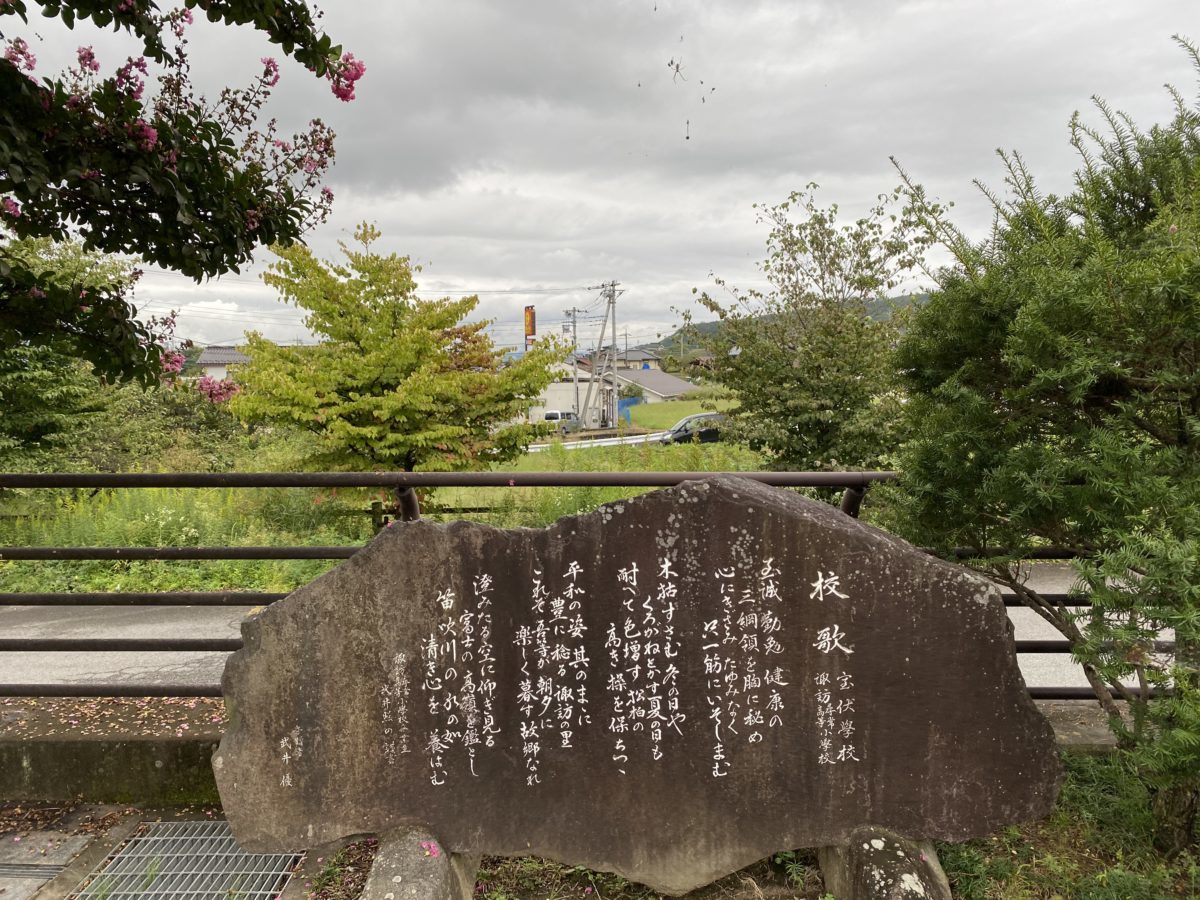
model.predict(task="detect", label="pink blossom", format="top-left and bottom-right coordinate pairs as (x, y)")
top-left (77, 46), bottom-right (101, 73)
top-left (327, 52), bottom-right (366, 102)
top-left (4, 37), bottom-right (37, 74)
top-left (2, 197), bottom-right (19, 218)
top-left (130, 118), bottom-right (158, 150)
top-left (115, 57), bottom-right (148, 100)
top-left (29, 286), bottom-right (45, 298)
top-left (272, 138), bottom-right (293, 152)
top-left (261, 57), bottom-right (280, 87)
top-left (117, 0), bottom-right (136, 12)
top-left (244, 208), bottom-right (261, 231)
top-left (196, 376), bottom-right (240, 403)
top-left (419, 840), bottom-right (441, 859)
top-left (320, 186), bottom-right (334, 203)
top-left (169, 7), bottom-right (193, 37)
top-left (161, 350), bottom-right (186, 375)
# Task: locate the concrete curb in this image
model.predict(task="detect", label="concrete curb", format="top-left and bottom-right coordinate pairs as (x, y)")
top-left (0, 738), bottom-right (220, 806)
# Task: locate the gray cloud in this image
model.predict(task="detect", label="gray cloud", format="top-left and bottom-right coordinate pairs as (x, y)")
top-left (7, 1), bottom-right (1198, 348)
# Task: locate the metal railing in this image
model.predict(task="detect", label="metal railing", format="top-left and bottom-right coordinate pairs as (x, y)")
top-left (0, 470), bottom-right (1117, 700)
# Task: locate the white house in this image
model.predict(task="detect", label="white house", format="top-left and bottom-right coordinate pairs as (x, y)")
top-left (611, 368), bottom-right (698, 403)
top-left (196, 345), bottom-right (249, 380)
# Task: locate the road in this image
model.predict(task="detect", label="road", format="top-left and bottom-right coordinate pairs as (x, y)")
top-left (0, 564), bottom-right (1103, 694)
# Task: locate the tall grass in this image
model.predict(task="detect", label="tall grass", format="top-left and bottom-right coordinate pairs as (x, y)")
top-left (429, 441), bottom-right (764, 528)
top-left (0, 487), bottom-right (373, 592)
top-left (0, 442), bottom-right (767, 591)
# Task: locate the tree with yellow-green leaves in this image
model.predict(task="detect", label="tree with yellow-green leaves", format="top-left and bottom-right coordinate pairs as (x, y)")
top-left (231, 224), bottom-right (565, 471)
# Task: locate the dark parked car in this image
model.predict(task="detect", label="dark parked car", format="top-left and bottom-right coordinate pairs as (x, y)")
top-left (660, 413), bottom-right (726, 445)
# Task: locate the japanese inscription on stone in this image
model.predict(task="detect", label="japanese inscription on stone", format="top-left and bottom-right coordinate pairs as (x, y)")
top-left (215, 476), bottom-right (1063, 895)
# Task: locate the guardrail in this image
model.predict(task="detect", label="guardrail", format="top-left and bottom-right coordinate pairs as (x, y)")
top-left (0, 470), bottom-right (1132, 700)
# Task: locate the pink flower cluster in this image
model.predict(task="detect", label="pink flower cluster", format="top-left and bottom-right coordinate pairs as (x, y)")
top-left (1, 197), bottom-right (20, 218)
top-left (261, 56), bottom-right (280, 87)
top-left (169, 7), bottom-right (193, 38)
top-left (115, 56), bottom-right (149, 100)
top-left (130, 118), bottom-right (158, 150)
top-left (3, 37), bottom-right (36, 74)
top-left (76, 46), bottom-right (101, 73)
top-left (196, 376), bottom-right (239, 403)
top-left (419, 840), bottom-right (441, 859)
top-left (161, 350), bottom-right (186, 375)
top-left (327, 52), bottom-right (365, 102)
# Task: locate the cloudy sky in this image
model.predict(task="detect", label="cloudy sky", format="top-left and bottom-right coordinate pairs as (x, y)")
top-left (13, 1), bottom-right (1200, 350)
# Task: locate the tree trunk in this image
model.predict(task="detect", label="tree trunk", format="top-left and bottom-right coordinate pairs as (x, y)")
top-left (1151, 784), bottom-right (1199, 857)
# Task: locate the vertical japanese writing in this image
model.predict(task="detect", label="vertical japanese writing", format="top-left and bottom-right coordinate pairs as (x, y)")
top-left (704, 556), bottom-right (790, 777)
top-left (607, 562), bottom-right (638, 773)
top-left (811, 570), bottom-right (860, 767)
top-left (605, 555), bottom-right (685, 771)
top-left (516, 566), bottom-right (551, 785)
top-left (417, 577), bottom-right (500, 785)
top-left (704, 565), bottom-right (738, 777)
top-left (380, 651), bottom-right (412, 764)
top-left (551, 561), bottom-right (591, 749)
top-left (278, 725), bottom-right (302, 788)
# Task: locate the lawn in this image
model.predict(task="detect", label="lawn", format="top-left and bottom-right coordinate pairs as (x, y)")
top-left (628, 398), bottom-right (733, 431)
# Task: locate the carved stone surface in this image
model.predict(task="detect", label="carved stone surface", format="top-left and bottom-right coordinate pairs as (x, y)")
top-left (214, 476), bottom-right (1062, 895)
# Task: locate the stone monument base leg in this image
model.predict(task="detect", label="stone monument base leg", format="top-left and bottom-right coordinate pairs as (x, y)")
top-left (361, 825), bottom-right (481, 900)
top-left (817, 827), bottom-right (951, 899)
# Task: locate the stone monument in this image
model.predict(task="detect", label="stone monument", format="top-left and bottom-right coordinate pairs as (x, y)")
top-left (214, 476), bottom-right (1062, 895)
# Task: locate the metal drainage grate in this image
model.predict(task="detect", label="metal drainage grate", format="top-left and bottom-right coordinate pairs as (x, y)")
top-left (0, 862), bottom-right (67, 878)
top-left (69, 820), bottom-right (301, 899)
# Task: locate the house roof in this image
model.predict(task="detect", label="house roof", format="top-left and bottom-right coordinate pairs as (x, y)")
top-left (197, 345), bottom-right (249, 366)
top-left (612, 369), bottom-right (698, 398)
top-left (617, 348), bottom-right (661, 362)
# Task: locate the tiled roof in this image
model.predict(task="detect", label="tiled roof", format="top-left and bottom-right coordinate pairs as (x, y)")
top-left (197, 346), bottom-right (249, 366)
top-left (613, 369), bottom-right (697, 398)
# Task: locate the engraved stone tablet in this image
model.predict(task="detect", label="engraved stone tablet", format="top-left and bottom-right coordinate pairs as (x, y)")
top-left (215, 476), bottom-right (1062, 894)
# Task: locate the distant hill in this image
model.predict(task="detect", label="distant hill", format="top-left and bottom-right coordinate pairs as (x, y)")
top-left (650, 293), bottom-right (928, 352)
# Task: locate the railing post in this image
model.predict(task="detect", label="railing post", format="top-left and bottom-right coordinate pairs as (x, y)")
top-left (395, 486), bottom-right (421, 522)
top-left (840, 484), bottom-right (868, 518)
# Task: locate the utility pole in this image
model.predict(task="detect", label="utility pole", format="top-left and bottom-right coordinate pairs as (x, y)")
top-left (562, 307), bottom-right (585, 416)
top-left (579, 281), bottom-right (620, 428)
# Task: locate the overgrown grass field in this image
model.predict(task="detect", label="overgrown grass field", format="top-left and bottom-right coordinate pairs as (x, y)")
top-left (627, 397), bottom-right (733, 431)
top-left (0, 441), bottom-right (763, 592)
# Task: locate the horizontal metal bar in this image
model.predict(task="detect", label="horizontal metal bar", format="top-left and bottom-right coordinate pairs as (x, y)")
top-left (0, 682), bottom-right (1132, 700)
top-left (1028, 685), bottom-right (1169, 700)
top-left (0, 470), bottom-right (897, 489)
top-left (0, 638), bottom-right (241, 651)
top-left (0, 546), bottom-right (358, 560)
top-left (1015, 639), bottom-right (1175, 653)
top-left (940, 547), bottom-right (1085, 560)
top-left (0, 592), bottom-right (288, 606)
top-left (0, 592), bottom-right (1086, 607)
top-left (0, 637), bottom-right (1163, 654)
top-left (1002, 593), bottom-right (1090, 607)
top-left (0, 683), bottom-right (224, 697)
